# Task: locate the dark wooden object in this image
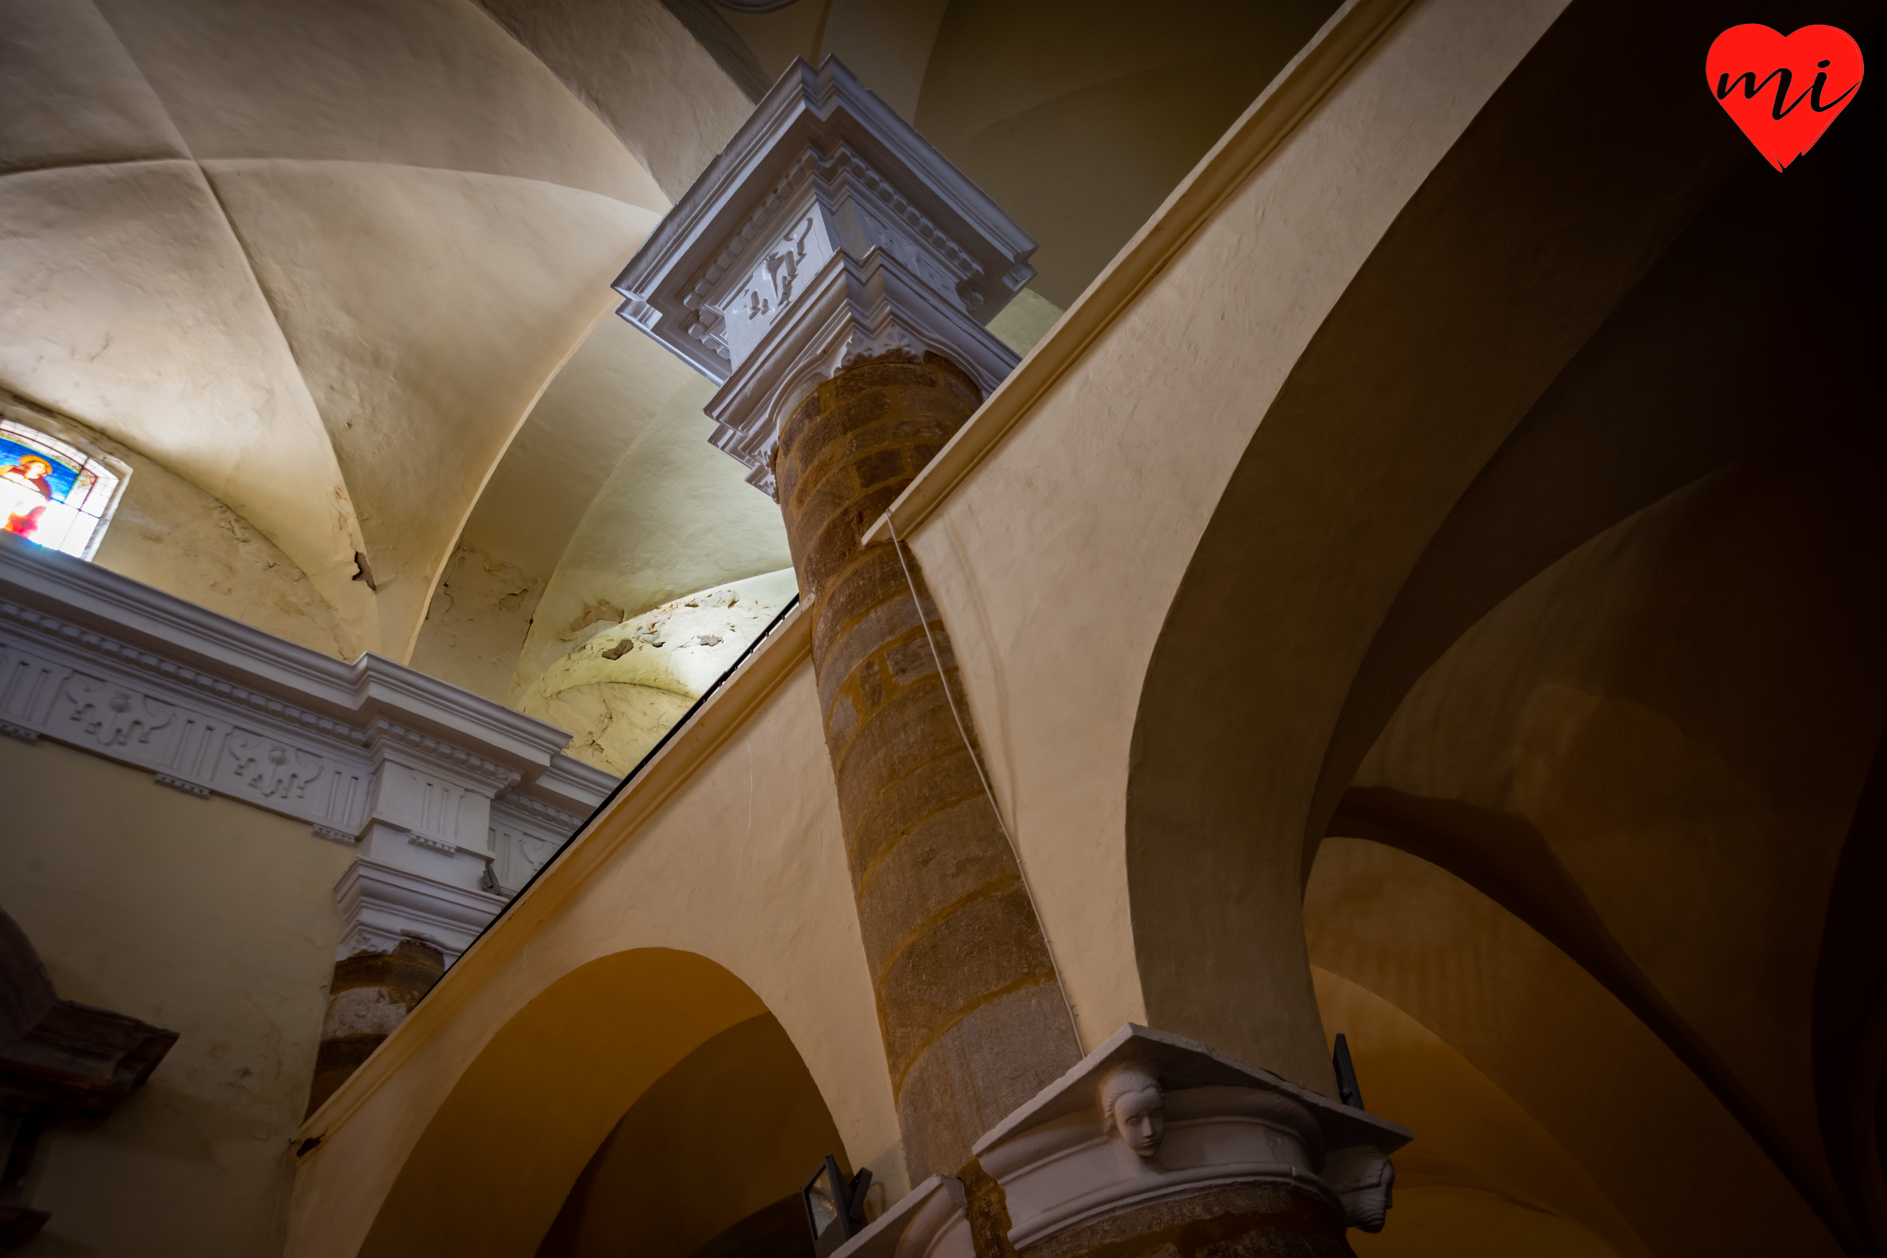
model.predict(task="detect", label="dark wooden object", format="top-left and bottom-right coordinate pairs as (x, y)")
top-left (0, 909), bottom-right (176, 1252)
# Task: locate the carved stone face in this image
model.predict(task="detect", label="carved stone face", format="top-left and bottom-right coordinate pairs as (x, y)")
top-left (1113, 1086), bottom-right (1165, 1157)
top-left (1326, 1148), bottom-right (1396, 1234)
top-left (1100, 1065), bottom-right (1166, 1158)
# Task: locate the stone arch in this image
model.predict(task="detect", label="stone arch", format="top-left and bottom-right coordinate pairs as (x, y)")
top-left (355, 948), bottom-right (844, 1257)
top-left (1119, 0), bottom-right (1873, 1090)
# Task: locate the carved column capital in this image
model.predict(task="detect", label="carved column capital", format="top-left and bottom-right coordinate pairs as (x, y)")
top-left (612, 54), bottom-right (1036, 497)
top-left (837, 1024), bottom-right (1410, 1257)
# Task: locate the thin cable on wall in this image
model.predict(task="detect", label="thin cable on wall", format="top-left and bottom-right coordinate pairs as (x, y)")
top-left (887, 514), bottom-right (1083, 1048)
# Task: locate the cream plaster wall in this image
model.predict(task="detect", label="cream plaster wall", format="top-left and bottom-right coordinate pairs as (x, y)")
top-left (516, 378), bottom-right (795, 687)
top-left (408, 545), bottom-right (545, 702)
top-left (285, 635), bottom-right (903, 1258)
top-left (457, 316), bottom-right (702, 598)
top-left (1313, 968), bottom-right (1643, 1258)
top-left (91, 448), bottom-right (350, 661)
top-left (538, 1013), bottom-right (849, 1256)
top-left (1349, 449), bottom-right (1887, 1232)
top-left (472, 0), bottom-right (759, 200)
top-left (0, 735), bottom-right (353, 1256)
top-left (207, 160), bottom-right (666, 660)
top-left (911, 0), bottom-right (1344, 305)
top-left (898, 0), bottom-right (1570, 1075)
top-left (515, 568), bottom-right (798, 774)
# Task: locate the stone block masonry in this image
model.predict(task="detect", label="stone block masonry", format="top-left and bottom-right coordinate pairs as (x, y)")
top-left (775, 350), bottom-right (1080, 1183)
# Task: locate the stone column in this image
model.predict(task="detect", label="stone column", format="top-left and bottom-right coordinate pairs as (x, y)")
top-left (612, 57), bottom-right (1078, 1184)
top-left (306, 940), bottom-right (443, 1117)
top-left (775, 350), bottom-right (1080, 1180)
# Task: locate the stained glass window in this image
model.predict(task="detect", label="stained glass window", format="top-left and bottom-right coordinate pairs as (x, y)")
top-left (0, 418), bottom-right (124, 559)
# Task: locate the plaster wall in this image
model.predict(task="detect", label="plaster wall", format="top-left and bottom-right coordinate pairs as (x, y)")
top-left (90, 448), bottom-right (349, 660)
top-left (1347, 447), bottom-right (1887, 1231)
top-left (408, 545), bottom-right (545, 703)
top-left (515, 568), bottom-right (799, 775)
top-left (896, 0), bottom-right (1569, 1079)
top-left (455, 315), bottom-right (701, 599)
top-left (515, 378), bottom-right (795, 689)
top-left (537, 1013), bottom-right (847, 1257)
top-left (911, 0), bottom-right (1343, 305)
top-left (471, 0), bottom-right (759, 200)
top-left (1306, 837), bottom-right (1842, 1256)
top-left (284, 638), bottom-right (903, 1258)
top-left (1311, 968), bottom-right (1642, 1258)
top-left (0, 735), bottom-right (353, 1256)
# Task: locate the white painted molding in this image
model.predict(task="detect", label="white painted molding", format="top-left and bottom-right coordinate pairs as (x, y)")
top-left (703, 249), bottom-right (1019, 496)
top-left (831, 1174), bottom-right (972, 1258)
top-left (847, 1026), bottom-right (1411, 1256)
top-left (333, 858), bottom-right (507, 965)
top-left (969, 1024), bottom-right (1411, 1247)
top-left (613, 55), bottom-right (1034, 494)
top-left (0, 534), bottom-right (612, 959)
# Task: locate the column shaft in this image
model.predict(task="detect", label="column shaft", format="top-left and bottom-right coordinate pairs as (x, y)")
top-left (305, 940), bottom-right (443, 1117)
top-left (774, 350), bottom-right (1080, 1181)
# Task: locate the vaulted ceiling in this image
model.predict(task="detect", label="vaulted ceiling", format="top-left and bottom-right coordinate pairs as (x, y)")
top-left (0, 0), bottom-right (1337, 704)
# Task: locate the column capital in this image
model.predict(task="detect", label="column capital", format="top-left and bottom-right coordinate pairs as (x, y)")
top-left (838, 1024), bottom-right (1411, 1257)
top-left (612, 55), bottom-right (1036, 496)
top-left (705, 249), bottom-right (1020, 498)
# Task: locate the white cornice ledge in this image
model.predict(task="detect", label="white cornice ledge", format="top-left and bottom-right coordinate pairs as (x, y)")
top-left (0, 535), bottom-right (574, 770)
top-left (972, 1024), bottom-right (1411, 1248)
top-left (0, 534), bottom-right (608, 843)
top-left (832, 1175), bottom-right (971, 1258)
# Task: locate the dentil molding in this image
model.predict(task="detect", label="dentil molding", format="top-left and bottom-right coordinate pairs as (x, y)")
top-left (0, 534), bottom-right (615, 962)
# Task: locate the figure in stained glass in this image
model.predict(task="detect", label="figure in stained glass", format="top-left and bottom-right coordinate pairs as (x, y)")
top-left (0, 454), bottom-right (57, 501)
top-left (0, 419), bottom-right (122, 558)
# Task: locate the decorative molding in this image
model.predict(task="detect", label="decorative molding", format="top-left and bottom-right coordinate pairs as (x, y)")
top-left (333, 858), bottom-right (509, 964)
top-left (703, 249), bottom-right (1020, 496)
top-left (969, 1024), bottom-right (1410, 1249)
top-left (859, 0), bottom-right (1421, 547)
top-left (851, 1025), bottom-right (1410, 1256)
top-left (297, 604), bottom-right (813, 1140)
top-left (0, 533), bottom-right (613, 962)
top-left (613, 53), bottom-right (1035, 396)
top-left (368, 718), bottom-right (523, 793)
top-left (832, 1175), bottom-right (971, 1258)
top-left (153, 773), bottom-right (209, 799)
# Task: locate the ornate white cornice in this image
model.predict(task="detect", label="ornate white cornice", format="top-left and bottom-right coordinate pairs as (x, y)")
top-left (0, 534), bottom-right (613, 959)
top-left (703, 249), bottom-right (1020, 497)
top-left (613, 54), bottom-right (1035, 412)
top-left (840, 1025), bottom-right (1412, 1257)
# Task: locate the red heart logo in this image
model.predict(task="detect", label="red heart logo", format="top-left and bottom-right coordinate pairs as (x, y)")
top-left (1707, 25), bottom-right (1864, 171)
